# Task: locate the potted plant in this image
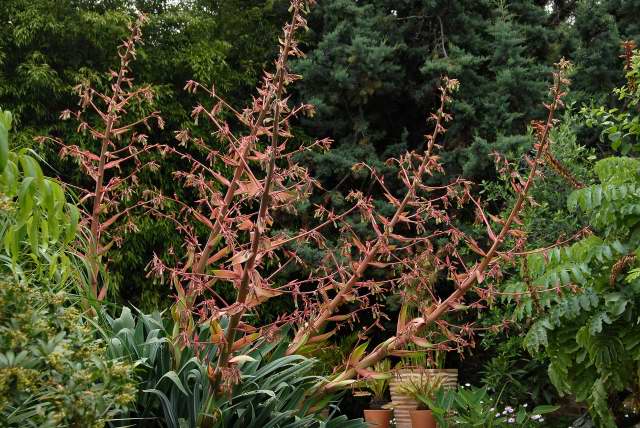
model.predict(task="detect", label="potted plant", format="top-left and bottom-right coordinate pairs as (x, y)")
top-left (389, 345), bottom-right (457, 428)
top-left (400, 374), bottom-right (444, 428)
top-left (356, 360), bottom-right (394, 428)
top-left (388, 297), bottom-right (458, 428)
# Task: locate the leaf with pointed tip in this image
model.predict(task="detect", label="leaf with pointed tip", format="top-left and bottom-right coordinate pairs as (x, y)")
top-left (411, 336), bottom-right (434, 348)
top-left (0, 122), bottom-right (8, 172)
top-left (396, 303), bottom-right (409, 334)
top-left (212, 269), bottom-right (239, 280)
top-left (347, 342), bottom-right (369, 366)
top-left (231, 333), bottom-right (260, 352)
top-left (308, 329), bottom-right (336, 344)
top-left (229, 355), bottom-right (257, 364)
top-left (355, 368), bottom-right (391, 380)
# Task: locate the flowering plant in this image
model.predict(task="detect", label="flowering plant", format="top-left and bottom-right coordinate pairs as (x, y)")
top-left (427, 384), bottom-right (559, 427)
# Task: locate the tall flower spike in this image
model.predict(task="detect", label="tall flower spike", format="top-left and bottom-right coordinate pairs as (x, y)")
top-left (39, 14), bottom-right (166, 302)
top-left (147, 0), bottom-right (351, 392)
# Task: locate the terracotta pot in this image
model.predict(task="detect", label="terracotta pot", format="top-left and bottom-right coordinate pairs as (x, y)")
top-left (363, 409), bottom-right (393, 428)
top-left (389, 368), bottom-right (457, 428)
top-left (409, 409), bottom-right (436, 428)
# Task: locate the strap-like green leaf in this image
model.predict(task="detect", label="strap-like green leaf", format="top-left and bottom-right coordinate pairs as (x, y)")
top-left (0, 122), bottom-right (8, 172)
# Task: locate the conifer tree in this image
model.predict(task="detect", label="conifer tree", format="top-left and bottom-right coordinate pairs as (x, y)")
top-left (571, 0), bottom-right (623, 103)
top-left (296, 0), bottom-right (565, 186)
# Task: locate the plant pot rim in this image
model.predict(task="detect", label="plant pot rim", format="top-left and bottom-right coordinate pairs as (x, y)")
top-left (365, 401), bottom-right (393, 410)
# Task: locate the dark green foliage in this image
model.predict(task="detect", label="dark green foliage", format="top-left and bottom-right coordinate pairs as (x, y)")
top-left (0, 0), bottom-right (282, 135)
top-left (479, 332), bottom-right (558, 407)
top-left (571, 1), bottom-right (623, 103)
top-left (571, 0), bottom-right (640, 105)
top-left (294, 0), bottom-right (402, 150)
top-left (0, 1), bottom-right (131, 148)
top-left (426, 2), bottom-right (551, 142)
top-left (296, 0), bottom-right (564, 188)
top-left (582, 47), bottom-right (640, 155)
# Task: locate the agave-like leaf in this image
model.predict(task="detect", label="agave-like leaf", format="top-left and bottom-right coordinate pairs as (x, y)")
top-left (143, 389), bottom-right (179, 428)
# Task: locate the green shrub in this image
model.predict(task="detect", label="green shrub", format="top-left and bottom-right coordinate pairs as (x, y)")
top-left (425, 384), bottom-right (559, 427)
top-left (0, 106), bottom-right (83, 295)
top-left (0, 276), bottom-right (137, 427)
top-left (514, 51), bottom-right (640, 424)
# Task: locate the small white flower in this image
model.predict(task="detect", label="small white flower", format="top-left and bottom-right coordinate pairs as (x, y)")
top-left (531, 414), bottom-right (541, 420)
top-left (496, 413), bottom-right (501, 418)
top-left (523, 403), bottom-right (528, 408)
top-left (508, 418), bottom-right (516, 423)
top-left (465, 383), bottom-right (471, 387)
top-left (539, 418), bottom-right (545, 423)
top-left (490, 407), bottom-right (495, 412)
top-left (505, 406), bottom-right (514, 414)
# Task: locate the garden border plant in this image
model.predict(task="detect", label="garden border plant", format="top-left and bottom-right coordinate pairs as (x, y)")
top-left (0, 108), bottom-right (137, 427)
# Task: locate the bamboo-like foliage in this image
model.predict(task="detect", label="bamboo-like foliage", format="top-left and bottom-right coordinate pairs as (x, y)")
top-left (39, 15), bottom-right (167, 301)
top-left (0, 108), bottom-right (79, 282)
